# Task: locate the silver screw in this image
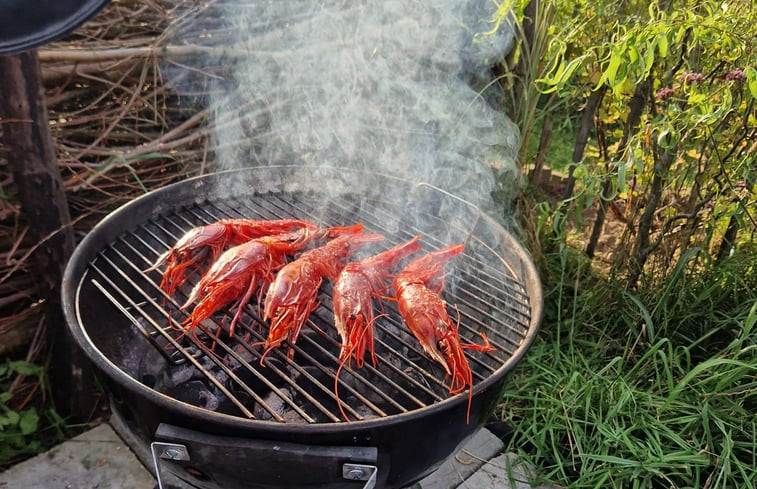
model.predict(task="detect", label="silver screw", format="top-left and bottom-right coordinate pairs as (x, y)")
top-left (163, 448), bottom-right (183, 460)
top-left (346, 468), bottom-right (365, 480)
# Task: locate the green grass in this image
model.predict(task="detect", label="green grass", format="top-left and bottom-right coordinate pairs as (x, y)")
top-left (497, 246), bottom-right (757, 489)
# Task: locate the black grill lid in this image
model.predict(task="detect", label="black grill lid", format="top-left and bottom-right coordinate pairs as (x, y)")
top-left (0, 0), bottom-right (109, 54)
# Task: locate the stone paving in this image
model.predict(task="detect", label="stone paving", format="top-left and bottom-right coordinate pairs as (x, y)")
top-left (0, 424), bottom-right (155, 489)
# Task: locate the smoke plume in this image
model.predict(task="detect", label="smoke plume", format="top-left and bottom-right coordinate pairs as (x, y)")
top-left (163, 0), bottom-right (520, 213)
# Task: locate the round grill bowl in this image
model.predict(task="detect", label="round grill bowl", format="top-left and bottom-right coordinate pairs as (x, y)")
top-left (62, 166), bottom-right (542, 489)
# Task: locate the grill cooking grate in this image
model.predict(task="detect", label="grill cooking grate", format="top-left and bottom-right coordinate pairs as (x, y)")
top-left (79, 190), bottom-right (531, 424)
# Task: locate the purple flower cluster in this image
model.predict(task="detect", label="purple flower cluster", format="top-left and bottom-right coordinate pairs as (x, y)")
top-left (654, 68), bottom-right (749, 104)
top-left (736, 181), bottom-right (751, 197)
top-left (656, 87), bottom-right (675, 101)
top-left (681, 71), bottom-right (705, 83)
top-left (725, 69), bottom-right (746, 81)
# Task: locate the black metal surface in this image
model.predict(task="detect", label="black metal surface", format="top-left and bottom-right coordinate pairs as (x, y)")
top-left (155, 423), bottom-right (377, 489)
top-left (0, 0), bottom-right (109, 54)
top-left (62, 166), bottom-right (543, 488)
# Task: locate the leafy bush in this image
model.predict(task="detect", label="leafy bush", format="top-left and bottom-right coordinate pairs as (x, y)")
top-left (0, 361), bottom-right (43, 466)
top-left (0, 359), bottom-right (74, 470)
top-left (495, 0), bottom-right (756, 287)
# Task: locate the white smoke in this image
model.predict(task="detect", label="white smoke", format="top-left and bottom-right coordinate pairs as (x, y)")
top-left (164, 0), bottom-right (520, 213)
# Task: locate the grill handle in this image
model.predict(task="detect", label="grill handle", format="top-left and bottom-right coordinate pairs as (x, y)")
top-left (410, 182), bottom-right (482, 244)
top-left (152, 423), bottom-right (378, 489)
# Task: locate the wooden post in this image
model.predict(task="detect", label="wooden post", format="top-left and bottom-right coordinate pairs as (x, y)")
top-left (0, 50), bottom-right (95, 422)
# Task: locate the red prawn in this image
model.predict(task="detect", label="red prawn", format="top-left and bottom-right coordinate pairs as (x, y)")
top-left (333, 236), bottom-right (422, 421)
top-left (259, 227), bottom-right (383, 362)
top-left (180, 229), bottom-right (313, 338)
top-left (147, 218), bottom-right (317, 295)
top-left (333, 236), bottom-right (422, 369)
top-left (393, 245), bottom-right (495, 423)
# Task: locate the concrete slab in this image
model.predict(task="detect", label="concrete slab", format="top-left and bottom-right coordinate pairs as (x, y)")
top-left (107, 411), bottom-right (183, 489)
top-left (0, 424), bottom-right (156, 489)
top-left (459, 453), bottom-right (559, 489)
top-left (412, 428), bottom-right (504, 489)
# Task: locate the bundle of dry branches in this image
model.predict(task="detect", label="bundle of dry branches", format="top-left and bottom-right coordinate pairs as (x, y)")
top-left (0, 0), bottom-right (229, 407)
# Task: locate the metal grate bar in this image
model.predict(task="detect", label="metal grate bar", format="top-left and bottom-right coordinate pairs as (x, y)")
top-left (87, 261), bottom-right (256, 419)
top-left (95, 248), bottom-right (303, 421)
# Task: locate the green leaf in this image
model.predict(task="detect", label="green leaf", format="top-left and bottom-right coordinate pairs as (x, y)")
top-left (627, 44), bottom-right (643, 74)
top-left (8, 361), bottom-right (42, 377)
top-left (617, 160), bottom-right (627, 193)
top-left (648, 1), bottom-right (658, 20)
top-left (3, 409), bottom-right (20, 426)
top-left (657, 127), bottom-right (677, 150)
top-left (19, 409), bottom-right (39, 435)
top-left (742, 302), bottom-right (757, 339)
top-left (687, 92), bottom-right (706, 106)
top-left (745, 67), bottom-right (757, 99)
top-left (643, 41), bottom-right (655, 76)
top-left (663, 358), bottom-right (754, 410)
top-left (623, 291), bottom-right (655, 342)
top-left (557, 56), bottom-right (587, 88)
top-left (675, 25), bottom-right (687, 44)
top-left (657, 31), bottom-right (668, 58)
top-left (604, 50), bottom-right (622, 88)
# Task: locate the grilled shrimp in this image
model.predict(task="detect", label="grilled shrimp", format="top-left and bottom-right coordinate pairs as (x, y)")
top-left (393, 245), bottom-right (494, 423)
top-left (180, 229), bottom-right (312, 337)
top-left (148, 218), bottom-right (317, 295)
top-left (259, 227), bottom-right (383, 362)
top-left (332, 236), bottom-right (421, 421)
top-left (333, 236), bottom-right (422, 368)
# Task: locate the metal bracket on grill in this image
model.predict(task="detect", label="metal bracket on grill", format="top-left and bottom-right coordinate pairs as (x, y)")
top-left (342, 463), bottom-right (378, 489)
top-left (151, 423), bottom-right (379, 488)
top-left (150, 441), bottom-right (190, 489)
